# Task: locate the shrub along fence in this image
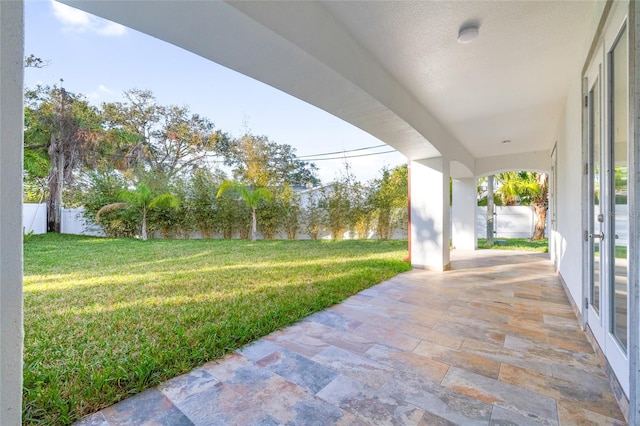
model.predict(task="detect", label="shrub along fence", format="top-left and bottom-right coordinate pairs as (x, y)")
top-left (26, 204), bottom-right (554, 241)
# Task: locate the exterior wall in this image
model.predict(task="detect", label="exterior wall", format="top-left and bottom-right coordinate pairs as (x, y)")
top-left (552, 77), bottom-right (585, 314)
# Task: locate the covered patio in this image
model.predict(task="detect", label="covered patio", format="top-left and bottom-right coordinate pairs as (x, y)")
top-left (76, 250), bottom-right (625, 425)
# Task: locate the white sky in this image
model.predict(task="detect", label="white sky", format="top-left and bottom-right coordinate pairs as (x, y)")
top-left (24, 0), bottom-right (407, 183)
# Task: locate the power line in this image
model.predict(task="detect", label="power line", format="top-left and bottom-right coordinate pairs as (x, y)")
top-left (297, 144), bottom-right (388, 159)
top-left (302, 149), bottom-right (398, 161)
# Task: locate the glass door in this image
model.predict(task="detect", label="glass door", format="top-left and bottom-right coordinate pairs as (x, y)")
top-left (584, 14), bottom-right (629, 397)
top-left (586, 59), bottom-right (605, 344)
top-left (603, 22), bottom-right (629, 394)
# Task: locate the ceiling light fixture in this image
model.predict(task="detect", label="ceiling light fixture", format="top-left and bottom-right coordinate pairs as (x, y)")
top-left (458, 25), bottom-right (479, 44)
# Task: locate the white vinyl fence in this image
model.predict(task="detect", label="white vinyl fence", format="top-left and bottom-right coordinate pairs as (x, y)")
top-left (23, 203), bottom-right (47, 234)
top-left (477, 206), bottom-right (548, 239)
top-left (61, 207), bottom-right (105, 237)
top-left (24, 204), bottom-right (555, 240)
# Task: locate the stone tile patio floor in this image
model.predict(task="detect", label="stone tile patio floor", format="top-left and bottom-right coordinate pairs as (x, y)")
top-left (77, 250), bottom-right (627, 425)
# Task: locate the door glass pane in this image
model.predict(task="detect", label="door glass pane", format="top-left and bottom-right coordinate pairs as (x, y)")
top-left (610, 28), bottom-right (628, 351)
top-left (590, 78), bottom-right (601, 315)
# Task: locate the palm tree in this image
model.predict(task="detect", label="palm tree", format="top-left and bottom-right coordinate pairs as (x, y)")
top-left (217, 181), bottom-right (272, 241)
top-left (496, 171), bottom-right (548, 240)
top-left (96, 183), bottom-right (178, 241)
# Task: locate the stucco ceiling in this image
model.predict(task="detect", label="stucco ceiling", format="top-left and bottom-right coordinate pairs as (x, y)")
top-left (65, 0), bottom-right (603, 177)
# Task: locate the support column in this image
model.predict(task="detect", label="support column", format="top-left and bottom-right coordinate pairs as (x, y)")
top-left (452, 178), bottom-right (477, 250)
top-left (410, 158), bottom-right (450, 270)
top-left (0, 1), bottom-right (24, 424)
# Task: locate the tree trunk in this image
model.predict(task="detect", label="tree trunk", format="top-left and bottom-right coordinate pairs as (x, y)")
top-left (141, 208), bottom-right (148, 241)
top-left (47, 135), bottom-right (64, 233)
top-left (531, 203), bottom-right (547, 240)
top-left (251, 208), bottom-right (257, 241)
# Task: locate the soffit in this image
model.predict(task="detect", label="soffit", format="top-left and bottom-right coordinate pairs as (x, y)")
top-left (63, 1), bottom-right (603, 176)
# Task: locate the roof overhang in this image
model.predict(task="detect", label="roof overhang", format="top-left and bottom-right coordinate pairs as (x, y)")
top-left (63, 0), bottom-right (603, 178)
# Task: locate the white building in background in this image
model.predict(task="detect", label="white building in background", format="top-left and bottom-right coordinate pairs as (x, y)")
top-left (2, 1), bottom-right (639, 423)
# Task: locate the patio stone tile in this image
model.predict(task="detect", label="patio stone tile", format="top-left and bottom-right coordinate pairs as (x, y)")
top-left (237, 339), bottom-right (281, 362)
top-left (264, 322), bottom-right (332, 358)
top-left (441, 366), bottom-right (558, 425)
top-left (101, 388), bottom-right (194, 426)
top-left (304, 310), bottom-right (362, 331)
top-left (201, 353), bottom-right (269, 384)
top-left (312, 345), bottom-right (394, 389)
top-left (433, 320), bottom-right (506, 346)
top-left (255, 346), bottom-right (338, 394)
top-left (159, 367), bottom-right (219, 404)
top-left (354, 322), bottom-right (421, 352)
top-left (461, 338), bottom-right (554, 376)
top-left (503, 335), bottom-right (601, 373)
top-left (499, 363), bottom-right (624, 421)
top-left (499, 363), bottom-right (610, 402)
top-left (557, 400), bottom-right (627, 425)
top-left (317, 374), bottom-right (424, 425)
top-left (74, 412), bottom-right (108, 426)
top-left (287, 398), bottom-right (355, 426)
top-left (414, 340), bottom-right (502, 379)
top-left (490, 405), bottom-right (547, 426)
top-left (315, 327), bottom-right (378, 355)
top-left (364, 344), bottom-right (450, 383)
top-left (248, 372), bottom-right (354, 425)
top-left (333, 303), bottom-right (407, 329)
top-left (378, 370), bottom-right (493, 425)
top-left (417, 410), bottom-right (458, 426)
top-left (447, 303), bottom-right (510, 326)
top-left (396, 321), bottom-right (464, 349)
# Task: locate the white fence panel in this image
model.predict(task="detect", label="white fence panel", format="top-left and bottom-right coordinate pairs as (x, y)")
top-left (23, 203), bottom-right (47, 234)
top-left (61, 208), bottom-right (105, 237)
top-left (477, 206), bottom-right (548, 239)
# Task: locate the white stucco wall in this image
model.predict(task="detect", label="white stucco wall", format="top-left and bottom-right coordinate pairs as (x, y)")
top-left (552, 77), bottom-right (585, 313)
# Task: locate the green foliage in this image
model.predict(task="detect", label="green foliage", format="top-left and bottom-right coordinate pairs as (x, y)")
top-left (217, 181), bottom-right (272, 241)
top-left (82, 172), bottom-right (138, 238)
top-left (321, 164), bottom-right (356, 239)
top-left (477, 238), bottom-right (548, 252)
top-left (95, 183), bottom-right (179, 241)
top-left (101, 89), bottom-right (224, 182)
top-left (371, 164), bottom-right (408, 239)
top-left (280, 186), bottom-right (302, 240)
top-left (216, 132), bottom-right (319, 188)
top-left (303, 189), bottom-right (325, 240)
top-left (23, 235), bottom-right (410, 424)
top-left (24, 84), bottom-right (105, 231)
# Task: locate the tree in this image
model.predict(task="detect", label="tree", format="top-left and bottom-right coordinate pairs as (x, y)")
top-left (371, 164), bottom-right (408, 239)
top-left (24, 84), bottom-right (103, 232)
top-left (96, 183), bottom-right (178, 241)
top-left (280, 186), bottom-right (302, 240)
top-left (102, 89), bottom-right (224, 182)
top-left (321, 164), bottom-right (355, 240)
top-left (495, 171), bottom-right (548, 240)
top-left (303, 189), bottom-right (324, 240)
top-left (216, 132), bottom-right (319, 188)
top-left (216, 181), bottom-right (272, 241)
top-left (350, 181), bottom-right (374, 239)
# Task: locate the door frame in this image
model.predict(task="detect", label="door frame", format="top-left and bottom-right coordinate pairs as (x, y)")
top-left (582, 0), bottom-right (631, 398)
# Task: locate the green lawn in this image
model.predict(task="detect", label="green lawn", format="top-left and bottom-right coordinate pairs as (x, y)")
top-left (23, 234), bottom-right (410, 425)
top-left (477, 237), bottom-right (549, 252)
